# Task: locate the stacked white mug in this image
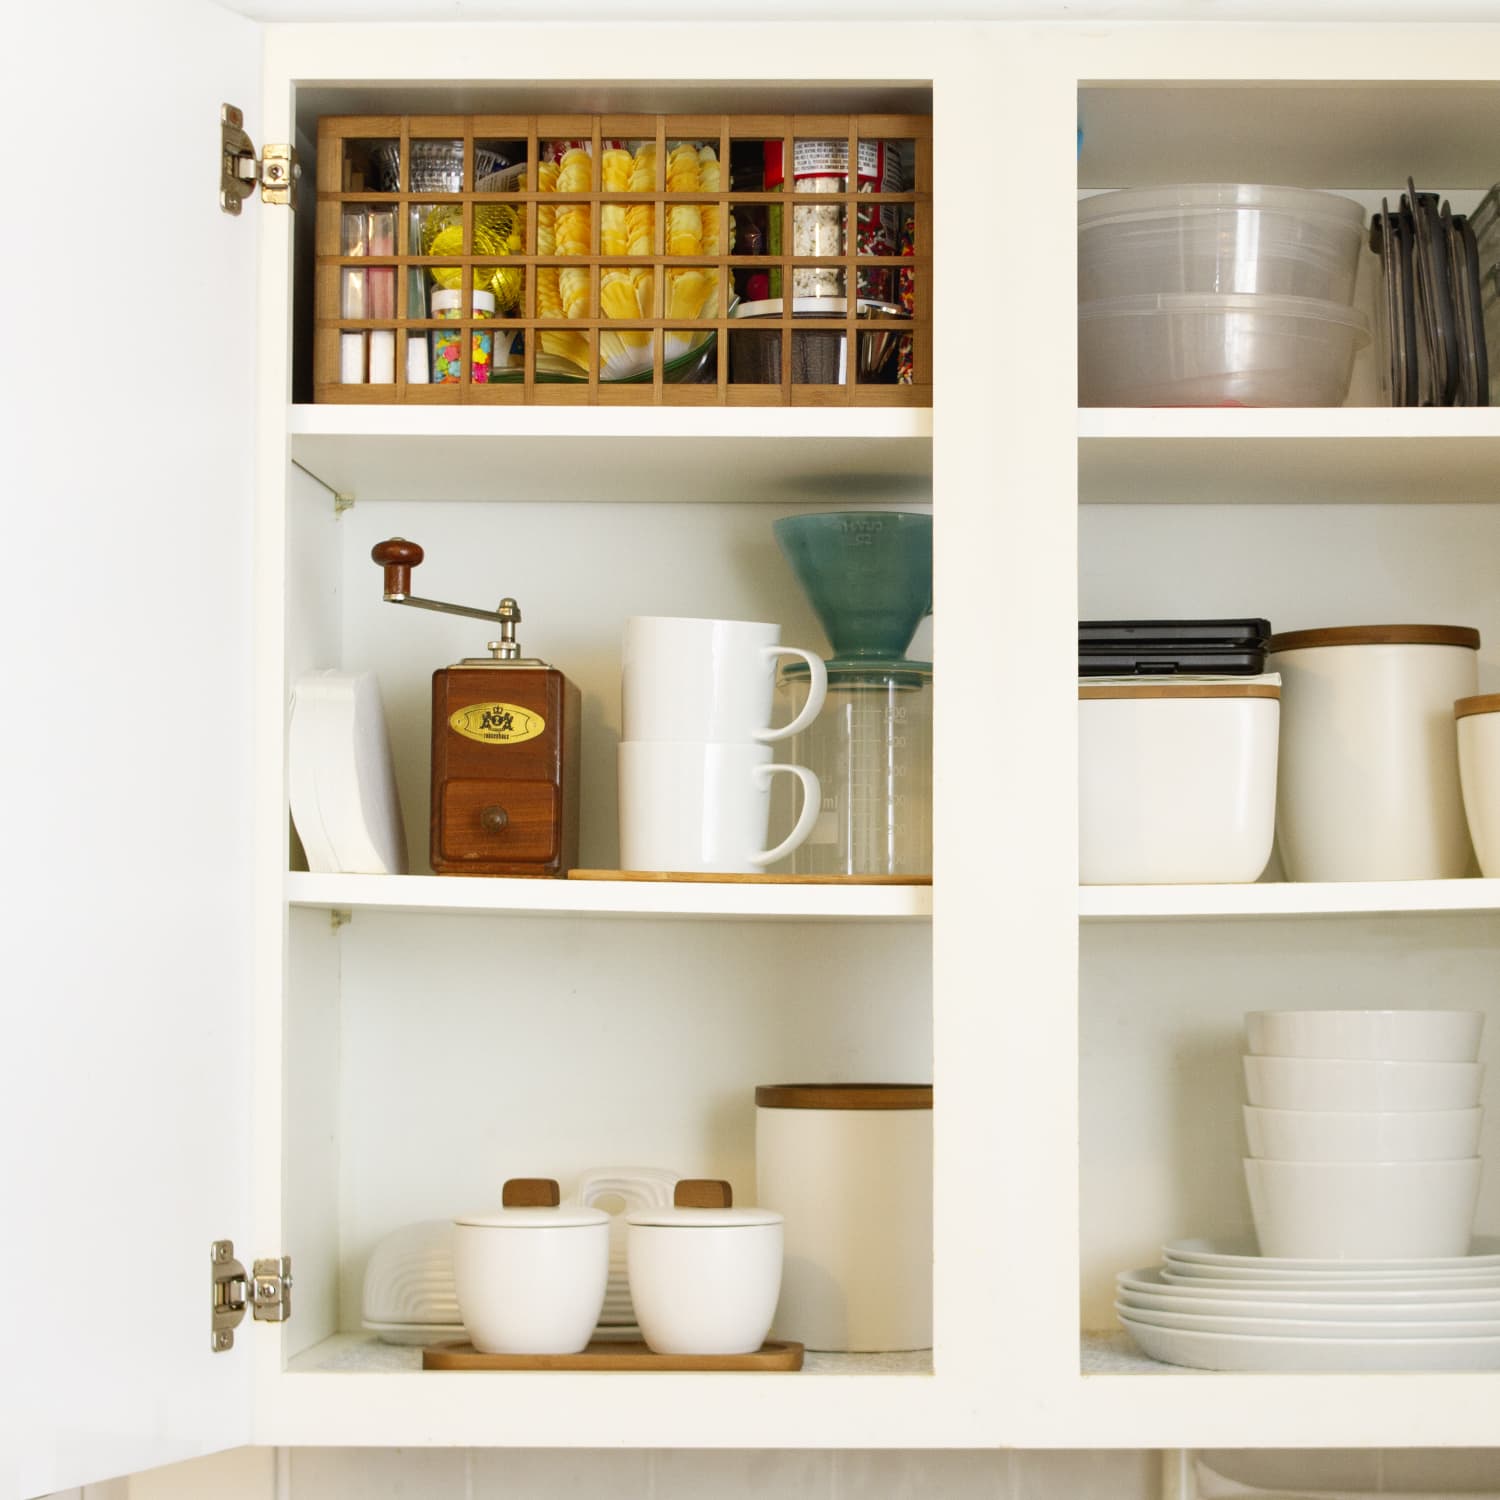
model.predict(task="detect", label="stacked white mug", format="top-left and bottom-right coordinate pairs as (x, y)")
top-left (1242, 1009), bottom-right (1485, 1259)
top-left (617, 616), bottom-right (828, 874)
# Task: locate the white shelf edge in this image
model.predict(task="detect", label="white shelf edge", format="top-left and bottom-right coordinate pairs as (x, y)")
top-left (288, 405), bottom-right (932, 503)
top-left (267, 1335), bottom-right (950, 1447)
top-left (291, 404), bottom-right (933, 442)
top-left (286, 871), bottom-right (933, 922)
top-left (1078, 408), bottom-right (1500, 442)
top-left (1072, 1330), bottom-right (1500, 1449)
top-left (1080, 879), bottom-right (1500, 920)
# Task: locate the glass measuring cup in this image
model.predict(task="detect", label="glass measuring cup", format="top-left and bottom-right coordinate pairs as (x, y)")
top-left (777, 661), bottom-right (932, 877)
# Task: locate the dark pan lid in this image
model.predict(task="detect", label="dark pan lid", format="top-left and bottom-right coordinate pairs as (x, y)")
top-left (1080, 619), bottom-right (1270, 647)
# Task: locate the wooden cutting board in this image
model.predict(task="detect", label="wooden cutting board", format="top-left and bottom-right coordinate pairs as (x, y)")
top-left (422, 1339), bottom-right (804, 1371)
top-left (567, 870), bottom-right (931, 885)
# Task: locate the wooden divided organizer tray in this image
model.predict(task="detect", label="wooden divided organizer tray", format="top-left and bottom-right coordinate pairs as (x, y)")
top-left (316, 113), bottom-right (931, 406)
top-left (422, 1340), bottom-right (805, 1372)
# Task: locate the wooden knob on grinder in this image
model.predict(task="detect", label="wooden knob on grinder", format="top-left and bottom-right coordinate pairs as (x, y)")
top-left (372, 537), bottom-right (423, 597)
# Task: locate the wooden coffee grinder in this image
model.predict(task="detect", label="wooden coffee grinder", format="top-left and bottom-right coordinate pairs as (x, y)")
top-left (372, 538), bottom-right (580, 877)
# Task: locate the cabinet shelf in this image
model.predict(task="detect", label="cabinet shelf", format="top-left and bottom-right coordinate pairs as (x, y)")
top-left (286, 870), bottom-right (934, 922)
top-left (1079, 408), bottom-right (1500, 506)
top-left (1073, 1331), bottom-right (1500, 1447)
top-left (289, 403), bottom-right (932, 504)
top-left (1080, 879), bottom-right (1500, 921)
top-left (268, 1335), bottom-right (941, 1448)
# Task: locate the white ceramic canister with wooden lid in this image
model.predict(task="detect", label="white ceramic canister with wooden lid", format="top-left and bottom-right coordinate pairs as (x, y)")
top-left (754, 1083), bottom-right (932, 1352)
top-left (1456, 693), bottom-right (1500, 878)
top-left (1269, 625), bottom-right (1480, 881)
top-left (1078, 678), bottom-right (1280, 884)
top-left (452, 1178), bottom-right (609, 1355)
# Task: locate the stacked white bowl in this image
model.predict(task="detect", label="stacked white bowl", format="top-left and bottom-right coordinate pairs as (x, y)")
top-left (1077, 184), bottom-right (1370, 407)
top-left (1243, 1009), bottom-right (1485, 1259)
top-left (1114, 1009), bottom-right (1496, 1370)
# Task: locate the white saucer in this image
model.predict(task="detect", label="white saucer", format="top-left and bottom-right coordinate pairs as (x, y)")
top-left (1163, 1236), bottom-right (1500, 1273)
top-left (1120, 1267), bottom-right (1500, 1306)
top-left (1120, 1314), bottom-right (1500, 1372)
top-left (1163, 1263), bottom-right (1500, 1287)
top-left (1117, 1301), bottom-right (1500, 1340)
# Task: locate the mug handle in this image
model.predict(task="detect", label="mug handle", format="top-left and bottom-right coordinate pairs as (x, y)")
top-left (749, 764), bottom-right (821, 868)
top-left (754, 647), bottom-right (828, 744)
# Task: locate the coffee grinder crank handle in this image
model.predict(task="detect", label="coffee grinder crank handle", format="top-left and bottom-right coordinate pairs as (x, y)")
top-left (371, 538), bottom-right (524, 658)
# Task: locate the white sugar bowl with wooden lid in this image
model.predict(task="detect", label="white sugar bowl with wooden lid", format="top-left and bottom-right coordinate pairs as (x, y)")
top-left (1078, 677), bottom-right (1281, 884)
top-left (625, 1179), bottom-right (783, 1356)
top-left (452, 1178), bottom-right (610, 1355)
top-left (1457, 693), bottom-right (1500, 878)
top-left (1269, 625), bottom-right (1479, 881)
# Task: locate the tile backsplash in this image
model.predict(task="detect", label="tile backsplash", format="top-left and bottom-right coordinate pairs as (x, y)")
top-left (47, 1445), bottom-right (1500, 1500)
top-left (284, 1448), bottom-right (1150, 1500)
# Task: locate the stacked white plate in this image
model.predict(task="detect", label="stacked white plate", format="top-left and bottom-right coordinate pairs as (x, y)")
top-left (1118, 1238), bottom-right (1500, 1371)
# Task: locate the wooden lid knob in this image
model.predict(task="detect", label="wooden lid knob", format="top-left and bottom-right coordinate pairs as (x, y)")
top-left (372, 537), bottom-right (423, 597)
top-left (502, 1178), bottom-right (561, 1208)
top-left (673, 1179), bottom-right (733, 1210)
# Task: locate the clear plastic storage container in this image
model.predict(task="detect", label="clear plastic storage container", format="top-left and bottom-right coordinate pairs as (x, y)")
top-left (1078, 183), bottom-right (1366, 304)
top-left (1078, 292), bottom-right (1370, 407)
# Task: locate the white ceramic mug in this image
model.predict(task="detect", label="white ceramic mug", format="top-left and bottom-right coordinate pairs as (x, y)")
top-left (622, 615), bottom-right (828, 744)
top-left (618, 741), bottom-right (820, 874)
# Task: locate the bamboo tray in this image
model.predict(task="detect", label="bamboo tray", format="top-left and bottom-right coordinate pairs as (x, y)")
top-left (423, 1339), bottom-right (804, 1371)
top-left (567, 870), bottom-right (931, 884)
top-left (315, 112), bottom-right (931, 407)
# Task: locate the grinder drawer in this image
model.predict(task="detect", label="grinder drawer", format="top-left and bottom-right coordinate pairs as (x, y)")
top-left (437, 779), bottom-right (560, 866)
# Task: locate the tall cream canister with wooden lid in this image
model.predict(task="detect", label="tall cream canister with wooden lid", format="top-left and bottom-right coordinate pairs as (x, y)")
top-left (1456, 694), bottom-right (1500, 877)
top-left (755, 1083), bottom-right (932, 1351)
top-left (1269, 625), bottom-right (1479, 881)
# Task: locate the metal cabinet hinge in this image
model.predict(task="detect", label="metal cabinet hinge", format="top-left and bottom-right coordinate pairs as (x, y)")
top-left (221, 103), bottom-right (298, 215)
top-left (211, 1239), bottom-right (293, 1351)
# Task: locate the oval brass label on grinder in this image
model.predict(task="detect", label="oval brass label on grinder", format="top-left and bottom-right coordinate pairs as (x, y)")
top-left (449, 701), bottom-right (545, 745)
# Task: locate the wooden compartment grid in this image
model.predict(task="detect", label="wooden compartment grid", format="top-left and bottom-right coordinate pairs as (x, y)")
top-left (315, 113), bottom-right (932, 407)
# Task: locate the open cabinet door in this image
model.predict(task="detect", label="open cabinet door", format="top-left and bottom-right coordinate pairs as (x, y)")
top-left (3, 2), bottom-right (263, 1493)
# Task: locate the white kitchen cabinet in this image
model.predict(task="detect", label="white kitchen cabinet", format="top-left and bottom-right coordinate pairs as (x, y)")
top-left (15, 11), bottom-right (1500, 1498)
top-left (1066, 28), bottom-right (1500, 1451)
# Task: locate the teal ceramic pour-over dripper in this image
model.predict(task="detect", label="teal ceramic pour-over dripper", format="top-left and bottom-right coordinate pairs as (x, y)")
top-left (773, 512), bottom-right (932, 664)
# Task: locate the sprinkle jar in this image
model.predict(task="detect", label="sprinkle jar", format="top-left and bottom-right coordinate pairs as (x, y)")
top-left (431, 289), bottom-right (496, 383)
